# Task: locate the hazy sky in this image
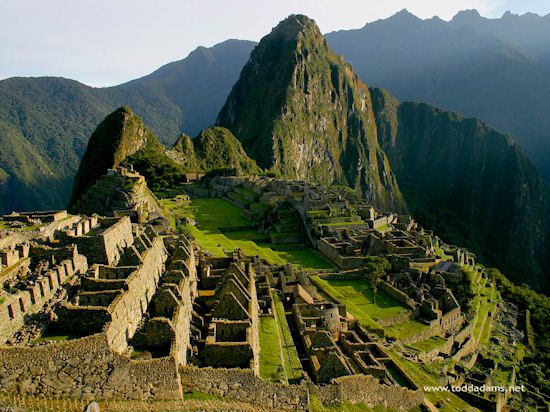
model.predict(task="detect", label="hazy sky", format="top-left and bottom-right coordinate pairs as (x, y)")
top-left (1, 0), bottom-right (549, 87)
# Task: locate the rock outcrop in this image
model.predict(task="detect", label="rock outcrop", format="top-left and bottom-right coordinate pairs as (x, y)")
top-left (217, 15), bottom-right (405, 212)
top-left (69, 107), bottom-right (154, 208)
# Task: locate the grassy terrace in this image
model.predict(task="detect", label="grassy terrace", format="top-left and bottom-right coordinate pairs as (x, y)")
top-left (273, 293), bottom-right (303, 382)
top-left (259, 316), bottom-right (286, 382)
top-left (312, 276), bottom-right (427, 338)
top-left (408, 336), bottom-right (447, 353)
top-left (464, 266), bottom-right (498, 345)
top-left (188, 198), bottom-right (332, 270)
top-left (258, 293), bottom-right (303, 383)
top-left (387, 350), bottom-right (479, 411)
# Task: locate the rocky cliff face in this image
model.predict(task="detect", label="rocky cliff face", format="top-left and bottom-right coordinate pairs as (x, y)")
top-left (69, 107), bottom-right (154, 208)
top-left (371, 87), bottom-right (550, 291)
top-left (217, 15), bottom-right (405, 211)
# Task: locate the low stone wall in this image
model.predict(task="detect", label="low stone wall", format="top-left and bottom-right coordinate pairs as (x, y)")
top-left (379, 281), bottom-right (416, 310)
top-left (320, 272), bottom-right (364, 281)
top-left (377, 312), bottom-right (413, 328)
top-left (0, 254), bottom-right (88, 344)
top-left (180, 366), bottom-right (309, 410)
top-left (0, 333), bottom-right (181, 400)
top-left (312, 374), bottom-right (424, 410)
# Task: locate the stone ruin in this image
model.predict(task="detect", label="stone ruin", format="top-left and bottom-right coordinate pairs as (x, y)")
top-left (71, 166), bottom-right (164, 224)
top-left (0, 175), bottom-right (496, 410)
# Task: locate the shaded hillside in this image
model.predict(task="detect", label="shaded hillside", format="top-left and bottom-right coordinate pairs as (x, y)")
top-left (69, 107), bottom-right (155, 207)
top-left (0, 40), bottom-right (255, 213)
top-left (371, 87), bottom-right (550, 291)
top-left (169, 127), bottom-right (260, 175)
top-left (71, 108), bottom-right (260, 205)
top-left (326, 9), bottom-right (550, 183)
top-left (217, 15), bottom-right (405, 211)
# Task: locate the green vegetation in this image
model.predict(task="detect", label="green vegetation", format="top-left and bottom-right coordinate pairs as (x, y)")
top-left (313, 277), bottom-right (408, 321)
top-left (216, 15), bottom-right (405, 212)
top-left (384, 320), bottom-right (429, 340)
top-left (313, 276), bottom-right (429, 339)
top-left (372, 87), bottom-right (550, 292)
top-left (0, 40), bottom-right (254, 213)
top-left (172, 127), bottom-right (261, 176)
top-left (31, 331), bottom-right (83, 344)
top-left (126, 136), bottom-right (187, 192)
top-left (273, 293), bottom-right (303, 382)
top-left (189, 198), bottom-right (332, 270)
top-left (408, 336), bottom-right (447, 353)
top-left (488, 268), bottom-right (550, 395)
top-left (387, 350), bottom-right (478, 411)
top-left (309, 395), bottom-right (399, 412)
top-left (259, 316), bottom-right (287, 382)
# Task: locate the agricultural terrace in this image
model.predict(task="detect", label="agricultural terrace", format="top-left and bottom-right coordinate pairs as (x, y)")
top-left (312, 276), bottom-right (428, 339)
top-left (185, 198), bottom-right (333, 270)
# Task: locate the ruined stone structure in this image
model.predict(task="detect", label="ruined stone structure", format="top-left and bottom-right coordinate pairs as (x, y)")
top-left (0, 176), bottom-right (504, 410)
top-left (71, 167), bottom-right (163, 223)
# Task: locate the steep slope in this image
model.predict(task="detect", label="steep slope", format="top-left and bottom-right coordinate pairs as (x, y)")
top-left (371, 87), bottom-right (550, 291)
top-left (0, 40), bottom-right (255, 213)
top-left (121, 40), bottom-right (256, 136)
top-left (0, 119), bottom-right (66, 212)
top-left (326, 10), bottom-right (550, 183)
top-left (217, 15), bottom-right (405, 211)
top-left (69, 107), bottom-right (155, 207)
top-left (70, 108), bottom-right (260, 206)
top-left (169, 127), bottom-right (260, 175)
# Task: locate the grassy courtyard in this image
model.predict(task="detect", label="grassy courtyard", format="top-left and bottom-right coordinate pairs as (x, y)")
top-left (312, 276), bottom-right (427, 339)
top-left (187, 198), bottom-right (332, 270)
top-left (258, 293), bottom-right (303, 383)
top-left (258, 316), bottom-right (287, 382)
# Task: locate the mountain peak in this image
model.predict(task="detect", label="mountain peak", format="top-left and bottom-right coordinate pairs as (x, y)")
top-left (269, 14), bottom-right (320, 41)
top-left (451, 9), bottom-right (483, 25)
top-left (216, 16), bottom-right (406, 211)
top-left (387, 9), bottom-right (421, 23)
top-left (68, 107), bottom-right (153, 208)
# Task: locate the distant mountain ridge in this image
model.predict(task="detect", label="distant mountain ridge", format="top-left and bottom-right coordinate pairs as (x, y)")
top-left (325, 9), bottom-right (550, 183)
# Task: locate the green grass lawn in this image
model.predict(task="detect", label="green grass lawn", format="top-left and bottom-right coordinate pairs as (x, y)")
top-left (191, 198), bottom-right (251, 230)
top-left (384, 320), bottom-right (429, 340)
top-left (387, 350), bottom-right (479, 411)
top-left (31, 331), bottom-right (83, 344)
top-left (313, 277), bottom-right (429, 339)
top-left (409, 336), bottom-right (448, 353)
top-left (259, 316), bottom-right (287, 382)
top-left (188, 198), bottom-right (332, 270)
top-left (273, 294), bottom-right (303, 382)
top-left (313, 277), bottom-right (409, 321)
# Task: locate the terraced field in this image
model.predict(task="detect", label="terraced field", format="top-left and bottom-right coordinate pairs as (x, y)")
top-left (188, 198), bottom-right (332, 270)
top-left (312, 276), bottom-right (428, 339)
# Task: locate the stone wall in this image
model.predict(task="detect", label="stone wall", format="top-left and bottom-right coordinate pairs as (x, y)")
top-left (312, 374), bottom-right (424, 411)
top-left (0, 253), bottom-right (88, 344)
top-left (0, 333), bottom-right (181, 400)
top-left (379, 280), bottom-right (416, 310)
top-left (180, 366), bottom-right (309, 410)
top-left (76, 217), bottom-right (134, 266)
top-left (104, 236), bottom-right (167, 352)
